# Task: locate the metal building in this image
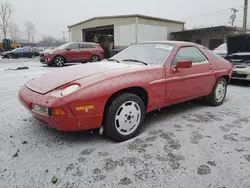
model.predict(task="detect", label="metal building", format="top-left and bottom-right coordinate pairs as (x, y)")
top-left (67, 14), bottom-right (184, 49)
top-left (171, 26), bottom-right (248, 49)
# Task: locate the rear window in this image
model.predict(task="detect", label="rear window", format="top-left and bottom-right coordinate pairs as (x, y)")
top-left (204, 48), bottom-right (225, 61)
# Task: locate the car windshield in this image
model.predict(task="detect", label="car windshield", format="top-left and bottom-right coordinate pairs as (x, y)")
top-left (55, 42), bottom-right (72, 50)
top-left (111, 43), bottom-right (175, 66)
top-left (12, 48), bottom-right (20, 52)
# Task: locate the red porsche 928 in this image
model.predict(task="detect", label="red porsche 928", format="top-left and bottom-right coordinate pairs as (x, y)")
top-left (18, 41), bottom-right (232, 141)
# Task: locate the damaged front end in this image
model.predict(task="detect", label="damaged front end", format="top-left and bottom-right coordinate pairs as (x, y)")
top-left (225, 35), bottom-right (250, 81)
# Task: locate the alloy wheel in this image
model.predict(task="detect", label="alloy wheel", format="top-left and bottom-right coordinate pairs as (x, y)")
top-left (215, 80), bottom-right (226, 102)
top-left (114, 101), bottom-right (142, 136)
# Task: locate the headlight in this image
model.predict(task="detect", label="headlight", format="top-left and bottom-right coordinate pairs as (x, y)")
top-left (61, 84), bottom-right (80, 96)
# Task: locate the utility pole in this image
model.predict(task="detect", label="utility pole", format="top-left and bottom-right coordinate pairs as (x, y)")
top-left (243, 0), bottom-right (248, 34)
top-left (229, 8), bottom-right (239, 26)
top-left (62, 31), bottom-right (66, 42)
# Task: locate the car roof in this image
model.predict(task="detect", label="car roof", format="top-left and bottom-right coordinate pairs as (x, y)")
top-left (138, 40), bottom-right (202, 47)
top-left (74, 42), bottom-right (99, 45)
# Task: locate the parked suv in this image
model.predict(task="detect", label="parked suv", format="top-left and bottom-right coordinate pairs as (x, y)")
top-left (43, 42), bottom-right (104, 67)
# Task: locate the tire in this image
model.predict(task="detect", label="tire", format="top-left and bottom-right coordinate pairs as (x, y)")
top-left (103, 93), bottom-right (145, 142)
top-left (7, 54), bottom-right (13, 59)
top-left (205, 77), bottom-right (227, 106)
top-left (31, 55), bottom-right (36, 59)
top-left (53, 56), bottom-right (65, 67)
top-left (90, 55), bottom-right (100, 62)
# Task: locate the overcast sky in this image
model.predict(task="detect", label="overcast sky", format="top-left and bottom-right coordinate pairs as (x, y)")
top-left (4, 0), bottom-right (248, 41)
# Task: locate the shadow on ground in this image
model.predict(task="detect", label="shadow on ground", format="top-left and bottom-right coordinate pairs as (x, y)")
top-left (229, 80), bottom-right (250, 87)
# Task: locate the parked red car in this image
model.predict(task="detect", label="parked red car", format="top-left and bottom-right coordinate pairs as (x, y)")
top-left (42, 42), bottom-right (104, 67)
top-left (19, 41), bottom-right (232, 141)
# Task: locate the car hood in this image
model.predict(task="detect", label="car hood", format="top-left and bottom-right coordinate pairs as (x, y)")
top-left (227, 34), bottom-right (250, 55)
top-left (213, 49), bottom-right (227, 54)
top-left (26, 61), bottom-right (146, 94)
top-left (1, 51), bottom-right (12, 55)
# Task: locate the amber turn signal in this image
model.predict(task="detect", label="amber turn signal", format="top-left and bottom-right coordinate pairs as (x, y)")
top-left (51, 108), bottom-right (65, 116)
top-left (75, 105), bottom-right (94, 111)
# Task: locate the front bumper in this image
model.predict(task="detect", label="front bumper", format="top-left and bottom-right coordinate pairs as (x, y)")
top-left (18, 86), bottom-right (103, 131)
top-left (39, 56), bottom-right (45, 62)
top-left (44, 55), bottom-right (54, 64)
top-left (231, 67), bottom-right (250, 81)
top-left (1, 54), bottom-right (6, 58)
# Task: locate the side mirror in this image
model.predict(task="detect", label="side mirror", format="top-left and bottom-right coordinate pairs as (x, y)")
top-left (173, 60), bottom-right (192, 72)
top-left (66, 47), bottom-right (71, 51)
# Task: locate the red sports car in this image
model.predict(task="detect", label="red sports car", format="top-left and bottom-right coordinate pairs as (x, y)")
top-left (18, 41), bottom-right (232, 141)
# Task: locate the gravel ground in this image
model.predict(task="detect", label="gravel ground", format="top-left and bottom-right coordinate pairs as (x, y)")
top-left (0, 59), bottom-right (250, 188)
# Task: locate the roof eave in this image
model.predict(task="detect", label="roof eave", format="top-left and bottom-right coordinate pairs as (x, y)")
top-left (68, 14), bottom-right (185, 28)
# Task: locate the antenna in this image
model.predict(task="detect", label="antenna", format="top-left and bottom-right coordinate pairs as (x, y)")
top-left (62, 31), bottom-right (66, 42)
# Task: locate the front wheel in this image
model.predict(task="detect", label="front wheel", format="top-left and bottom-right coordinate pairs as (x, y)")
top-left (205, 77), bottom-right (227, 106)
top-left (103, 93), bottom-right (145, 142)
top-left (7, 54), bottom-right (13, 59)
top-left (53, 56), bottom-right (65, 67)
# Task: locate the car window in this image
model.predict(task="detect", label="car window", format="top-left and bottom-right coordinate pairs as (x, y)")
top-left (171, 46), bottom-right (207, 66)
top-left (80, 43), bottom-right (96, 49)
top-left (68, 43), bottom-right (79, 49)
top-left (204, 48), bottom-right (226, 61)
top-left (14, 48), bottom-right (23, 53)
top-left (24, 48), bottom-right (32, 52)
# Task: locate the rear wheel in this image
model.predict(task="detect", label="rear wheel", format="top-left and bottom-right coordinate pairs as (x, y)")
top-left (53, 56), bottom-right (65, 67)
top-left (103, 93), bottom-right (145, 142)
top-left (205, 77), bottom-right (227, 106)
top-left (90, 55), bottom-right (100, 62)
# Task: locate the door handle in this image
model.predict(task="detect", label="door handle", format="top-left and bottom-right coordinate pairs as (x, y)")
top-left (209, 64), bottom-right (213, 70)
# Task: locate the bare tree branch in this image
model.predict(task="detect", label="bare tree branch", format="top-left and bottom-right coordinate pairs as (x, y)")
top-left (9, 22), bottom-right (21, 41)
top-left (0, 1), bottom-right (14, 39)
top-left (24, 21), bottom-right (36, 43)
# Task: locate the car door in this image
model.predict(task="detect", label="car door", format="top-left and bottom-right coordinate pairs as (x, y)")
top-left (64, 43), bottom-right (80, 62)
top-left (23, 48), bottom-right (31, 57)
top-left (79, 43), bottom-right (93, 61)
top-left (14, 48), bottom-right (24, 57)
top-left (166, 46), bottom-right (216, 104)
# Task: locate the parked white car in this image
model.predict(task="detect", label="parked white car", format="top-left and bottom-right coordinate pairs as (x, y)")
top-left (225, 35), bottom-right (250, 81)
top-left (213, 43), bottom-right (227, 58)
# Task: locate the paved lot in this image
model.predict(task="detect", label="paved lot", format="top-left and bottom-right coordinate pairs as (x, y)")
top-left (0, 59), bottom-right (250, 188)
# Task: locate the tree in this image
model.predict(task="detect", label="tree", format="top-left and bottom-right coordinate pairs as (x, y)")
top-left (0, 1), bottom-right (14, 39)
top-left (37, 35), bottom-right (64, 47)
top-left (9, 22), bottom-right (21, 41)
top-left (24, 21), bottom-right (36, 43)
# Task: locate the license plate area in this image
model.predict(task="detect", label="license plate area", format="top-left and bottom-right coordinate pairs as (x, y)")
top-left (32, 104), bottom-right (50, 116)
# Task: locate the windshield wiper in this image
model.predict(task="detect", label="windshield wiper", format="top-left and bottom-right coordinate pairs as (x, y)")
top-left (107, 58), bottom-right (120, 63)
top-left (122, 59), bottom-right (148, 65)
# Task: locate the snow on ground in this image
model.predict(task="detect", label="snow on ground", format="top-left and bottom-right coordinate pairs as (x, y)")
top-left (0, 59), bottom-right (250, 188)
